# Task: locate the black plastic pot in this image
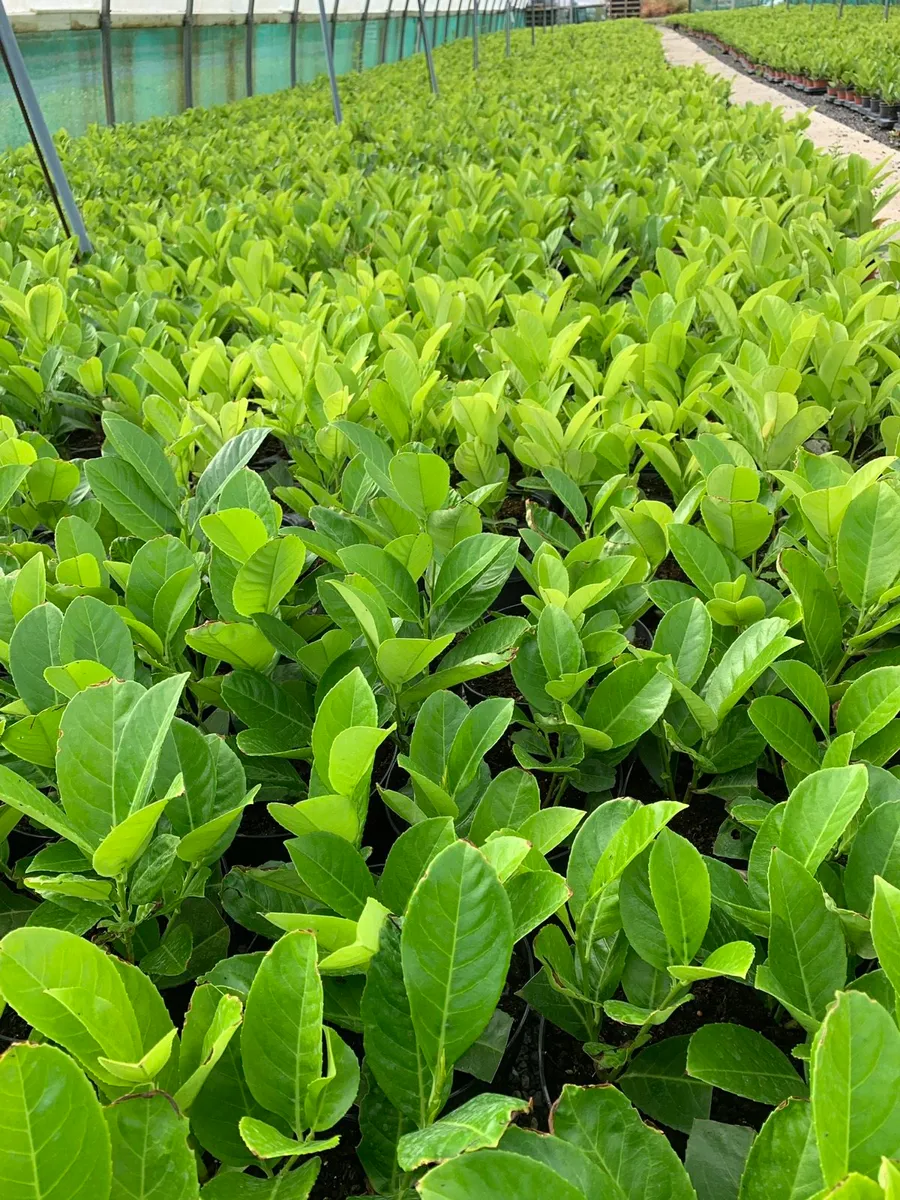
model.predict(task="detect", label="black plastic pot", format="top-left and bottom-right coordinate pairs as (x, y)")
top-left (880, 101), bottom-right (899, 130)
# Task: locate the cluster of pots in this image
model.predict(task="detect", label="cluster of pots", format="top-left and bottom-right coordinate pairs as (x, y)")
top-left (670, 23), bottom-right (899, 130)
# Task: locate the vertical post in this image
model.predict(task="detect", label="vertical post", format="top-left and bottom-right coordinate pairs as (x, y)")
top-left (505, 0), bottom-right (511, 51)
top-left (380, 0), bottom-right (394, 62)
top-left (473, 0), bottom-right (479, 66)
top-left (100, 0), bottom-right (115, 125)
top-left (332, 0), bottom-right (340, 52)
top-left (0, 0), bottom-right (92, 253)
top-left (245, 0), bottom-right (255, 97)
top-left (444, 1), bottom-right (452, 43)
top-left (417, 0), bottom-right (439, 90)
top-left (399, 0), bottom-right (410, 58)
top-left (290, 0), bottom-right (300, 83)
top-left (455, 0), bottom-right (464, 38)
top-left (886, 0), bottom-right (891, 20)
top-left (359, 0), bottom-right (372, 68)
top-left (183, 0), bottom-right (194, 109)
top-left (317, 0), bottom-right (343, 121)
top-left (531, 0), bottom-right (535, 42)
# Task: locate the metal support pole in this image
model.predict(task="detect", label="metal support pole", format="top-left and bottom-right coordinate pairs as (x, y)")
top-left (400, 0), bottom-right (411, 59)
top-left (472, 0), bottom-right (479, 66)
top-left (417, 0), bottom-right (439, 91)
top-left (359, 0), bottom-right (372, 68)
top-left (381, 0), bottom-right (394, 62)
top-left (331, 0), bottom-right (340, 52)
top-left (245, 0), bottom-right (255, 97)
top-left (886, 0), bottom-right (891, 20)
top-left (0, 0), bottom-right (92, 253)
top-left (505, 0), bottom-right (510, 51)
top-left (290, 0), bottom-right (300, 83)
top-left (100, 0), bottom-right (115, 125)
top-left (183, 0), bottom-right (194, 108)
top-left (317, 0), bottom-right (342, 120)
top-left (454, 0), bottom-right (464, 39)
top-left (531, 0), bottom-right (535, 42)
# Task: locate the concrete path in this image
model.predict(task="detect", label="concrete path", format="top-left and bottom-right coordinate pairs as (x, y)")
top-left (660, 26), bottom-right (900, 223)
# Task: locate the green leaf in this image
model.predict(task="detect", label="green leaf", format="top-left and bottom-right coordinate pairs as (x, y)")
top-left (339, 544), bottom-right (421, 622)
top-left (402, 841), bottom-right (513, 1105)
top-left (362, 918), bottom-right (437, 1126)
top-left (58, 673), bottom-right (187, 846)
top-left (303, 1025), bottom-right (359, 1133)
top-left (778, 765), bottom-right (867, 877)
top-left (126, 535), bottom-right (195, 629)
top-left (390, 451), bottom-right (450, 519)
top-left (703, 618), bottom-right (798, 721)
top-left (506, 870), bottom-right (571, 942)
top-left (738, 1098), bottom-right (823, 1200)
top-left (102, 413), bottom-right (180, 512)
top-left (812, 990), bottom-right (900, 1186)
top-left (59, 595), bottom-right (133, 679)
top-left (583, 659), bottom-right (673, 748)
top-left (469, 769), bottom-right (541, 846)
top-left (239, 1116), bottom-right (335, 1160)
top-left (0, 925), bottom-right (146, 1085)
top-left (86, 455), bottom-right (179, 540)
top-left (376, 636), bottom-right (453, 687)
top-left (200, 1160), bottom-right (320, 1197)
top-left (871, 877), bottom-right (900, 1006)
top-left (685, 1120), bottom-right (754, 1200)
top-left (185, 622), bottom-right (276, 671)
top-left (551, 1082), bottom-right (695, 1197)
top-left (379, 817), bottom-right (455, 915)
top-left (193, 429), bottom-right (270, 525)
top-left (0, 1043), bottom-right (110, 1200)
top-left (668, 940), bottom-right (755, 983)
top-left (175, 988), bottom-right (243, 1111)
top-left (845, 807), bottom-right (900, 915)
top-left (652, 598), bottom-right (712, 687)
top-left (233, 536), bottom-right (307, 617)
top-left (764, 849), bottom-right (846, 1025)
top-left (419, 1150), bottom-right (584, 1200)
top-left (748, 696), bottom-right (821, 774)
top-left (397, 1092), bottom-right (531, 1170)
top-left (287, 833), bottom-right (374, 919)
top-left (9, 601), bottom-right (62, 714)
top-left (537, 604), bottom-right (582, 681)
top-left (201, 508), bottom-right (269, 564)
top-left (619, 1035), bottom-right (711, 1134)
top-left (105, 1091), bottom-right (198, 1199)
top-left (92, 798), bottom-right (169, 878)
top-left (242, 931), bottom-right (322, 1136)
top-left (446, 698), bottom-right (514, 797)
top-left (837, 483), bottom-right (900, 610)
top-left (837, 667), bottom-right (900, 747)
top-left (311, 667), bottom-right (377, 789)
top-left (648, 828), bottom-right (710, 963)
top-left (591, 800), bottom-right (684, 894)
top-left (687, 1023), bottom-right (807, 1105)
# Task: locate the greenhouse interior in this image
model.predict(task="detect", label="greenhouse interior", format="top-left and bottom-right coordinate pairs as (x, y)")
top-left (6, 2), bottom-right (900, 1198)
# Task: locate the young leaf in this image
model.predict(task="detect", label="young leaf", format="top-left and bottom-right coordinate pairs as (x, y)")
top-left (812, 990), bottom-right (900, 1186)
top-left (242, 930), bottom-right (322, 1136)
top-left (401, 841), bottom-right (513, 1105)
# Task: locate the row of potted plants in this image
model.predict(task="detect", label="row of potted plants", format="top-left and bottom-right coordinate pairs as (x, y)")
top-left (667, 7), bottom-right (900, 128)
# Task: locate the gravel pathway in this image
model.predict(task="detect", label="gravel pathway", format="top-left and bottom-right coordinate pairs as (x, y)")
top-left (660, 25), bottom-right (900, 224)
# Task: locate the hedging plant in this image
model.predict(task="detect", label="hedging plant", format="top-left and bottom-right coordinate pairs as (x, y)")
top-left (3, 16), bottom-right (900, 1199)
